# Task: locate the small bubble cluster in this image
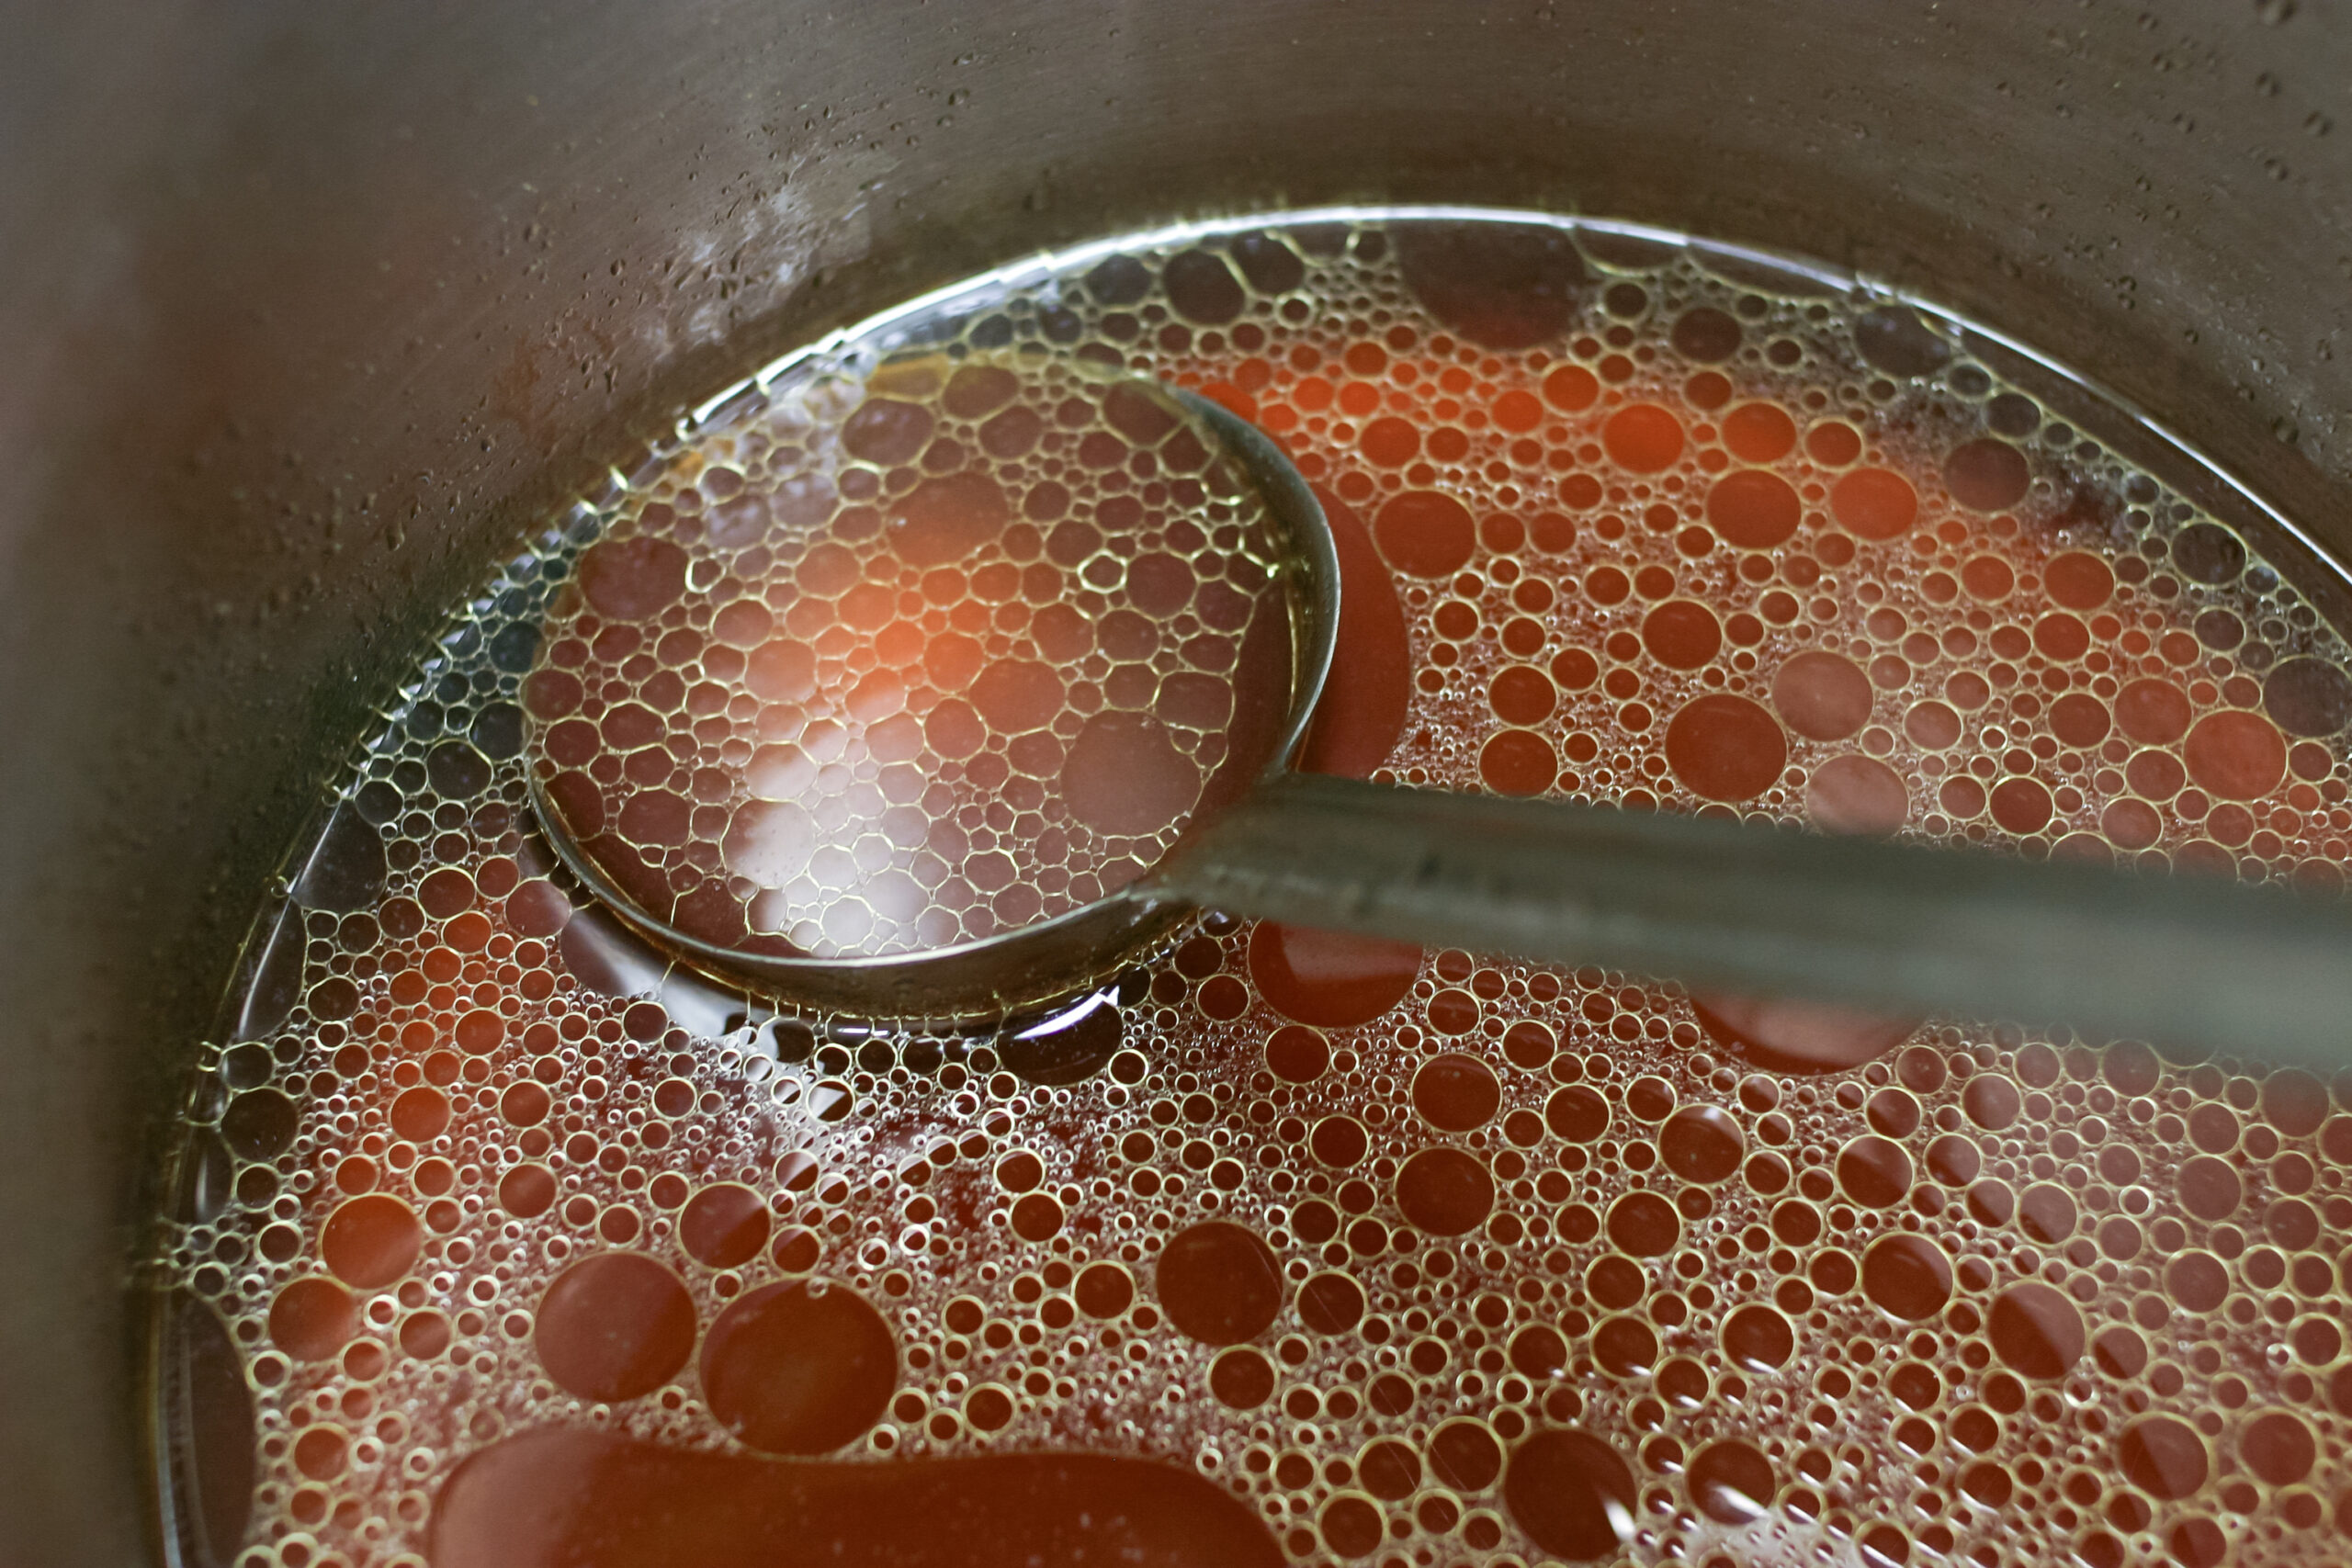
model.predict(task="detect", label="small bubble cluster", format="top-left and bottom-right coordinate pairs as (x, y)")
top-left (154, 210), bottom-right (2352, 1568)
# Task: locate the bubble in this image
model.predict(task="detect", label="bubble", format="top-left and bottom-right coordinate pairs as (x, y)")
top-left (1605, 1191), bottom-right (1680, 1256)
top-left (1987, 1282), bottom-right (2085, 1379)
top-left (1298, 1272), bottom-right (1366, 1334)
top-left (2184, 710), bottom-right (2288, 799)
top-left (1310, 1115), bottom-right (1369, 1168)
top-left (2166, 1250), bottom-right (2229, 1313)
top-left (1427, 1418), bottom-right (1504, 1491)
top-left (1830, 468), bottom-right (1919, 540)
top-left (1665, 694), bottom-right (1786, 802)
top-left (2265, 656), bottom-right (2352, 738)
top-left (1373, 491), bottom-right (1476, 579)
top-left (499, 1164), bottom-right (558, 1219)
top-left (1988, 777), bottom-right (2052, 834)
top-left (220, 1089), bottom-right (298, 1161)
top-left (1546, 1085), bottom-right (1610, 1142)
top-left (1836, 1135), bottom-right (1914, 1208)
top-left (2241, 1411), bottom-right (2316, 1486)
top-left (1162, 250), bottom-right (1245, 324)
top-left (2118, 1416), bottom-right (2209, 1500)
top-left (1155, 1222), bottom-right (1283, 1346)
top-left (1396, 1149), bottom-right (1495, 1236)
top-left (1658, 1105), bottom-right (1744, 1183)
top-left (680, 1184), bottom-right (773, 1269)
top-left (1489, 667), bottom-right (1558, 726)
top-left (1706, 471), bottom-right (1802, 549)
top-left (1062, 713), bottom-right (1202, 833)
top-left (1671, 308), bottom-right (1743, 364)
top-left (1208, 1346), bottom-right (1274, 1409)
top-left (1413, 1054), bottom-right (1502, 1131)
top-left (269, 1278), bottom-right (358, 1362)
top-left (577, 536), bottom-right (690, 621)
top-left (534, 1253), bottom-right (696, 1403)
top-left (1510, 1324), bottom-right (1569, 1379)
top-left (1861, 1234), bottom-right (1952, 1320)
top-left (1962, 1073), bottom-right (2022, 1130)
top-left (1075, 1263), bottom-right (1135, 1319)
top-left (1693, 995), bottom-right (1917, 1073)
top-left (1318, 1494), bottom-right (1383, 1558)
top-left (1942, 439), bottom-right (2030, 512)
top-left (999, 990), bottom-right (1125, 1087)
top-left (1504, 1428), bottom-right (1636, 1560)
top-left (2017, 1182), bottom-right (2077, 1243)
top-left (1395, 221), bottom-right (1589, 349)
top-left (1248, 923), bottom-right (1419, 1028)
top-left (1642, 602), bottom-right (1722, 670)
top-left (1594, 1314), bottom-right (1659, 1375)
top-left (1854, 307), bottom-right (1951, 378)
top-left (1687, 1438), bottom-right (1778, 1525)
top-left (2172, 523), bottom-right (2247, 584)
top-left (699, 1280), bottom-right (895, 1454)
top-left (1807, 755), bottom-right (1908, 835)
top-left (1479, 728), bottom-right (1558, 795)
top-left (1721, 1303), bottom-right (1794, 1371)
top-left (1264, 1024), bottom-right (1330, 1083)
top-left (1601, 405), bottom-right (1685, 474)
top-left (321, 1194), bottom-right (422, 1288)
top-left (1772, 653), bottom-right (1872, 742)
top-left (1721, 402), bottom-right (1796, 463)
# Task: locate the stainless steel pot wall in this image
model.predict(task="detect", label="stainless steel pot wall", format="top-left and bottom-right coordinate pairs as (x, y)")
top-left (6, 2), bottom-right (2351, 1560)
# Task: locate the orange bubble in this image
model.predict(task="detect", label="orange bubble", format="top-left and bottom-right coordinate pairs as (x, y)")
top-left (680, 1184), bottom-right (774, 1269)
top-left (1543, 365), bottom-right (1599, 412)
top-left (1359, 416), bottom-right (1419, 468)
top-left (269, 1278), bottom-right (359, 1362)
top-left (2044, 551), bottom-right (2115, 609)
top-left (1642, 601), bottom-right (1722, 671)
top-left (2184, 710), bottom-right (2287, 800)
top-left (1705, 471), bottom-right (1801, 549)
top-left (537, 1253), bottom-right (697, 1404)
top-left (1488, 667), bottom-right (1557, 726)
top-left (1373, 491), bottom-right (1476, 578)
top-left (1960, 556), bottom-right (2014, 601)
top-left (1805, 421), bottom-right (1862, 466)
top-left (1772, 652), bottom-right (1872, 742)
top-left (1721, 402), bottom-right (1797, 463)
top-left (1830, 468), bottom-right (1919, 540)
top-left (1248, 922), bottom-right (1420, 1028)
top-left (322, 1194), bottom-right (423, 1289)
top-left (1602, 404), bottom-right (1684, 472)
top-left (2114, 679), bottom-right (2192, 745)
top-left (1492, 389), bottom-right (1544, 433)
top-left (1154, 1221), bottom-right (1283, 1346)
top-left (1807, 755), bottom-right (1908, 836)
top-left (1479, 729), bottom-right (1557, 795)
top-left (1665, 695), bottom-right (1787, 802)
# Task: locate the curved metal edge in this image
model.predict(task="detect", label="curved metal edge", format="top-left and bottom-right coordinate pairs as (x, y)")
top-left (525, 382), bottom-right (1340, 1020)
top-left (1169, 388), bottom-right (1342, 780)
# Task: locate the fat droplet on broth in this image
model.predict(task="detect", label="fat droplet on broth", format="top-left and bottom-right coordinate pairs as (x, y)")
top-left (157, 211), bottom-right (2352, 1568)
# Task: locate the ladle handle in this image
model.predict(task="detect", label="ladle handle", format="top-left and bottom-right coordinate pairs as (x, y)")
top-left (1158, 772), bottom-right (2352, 1067)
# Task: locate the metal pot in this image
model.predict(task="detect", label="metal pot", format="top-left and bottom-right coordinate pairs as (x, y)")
top-left (6, 3), bottom-right (2348, 1559)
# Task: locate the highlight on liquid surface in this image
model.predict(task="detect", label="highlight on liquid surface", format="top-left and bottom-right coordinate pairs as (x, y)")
top-left (152, 209), bottom-right (2352, 1568)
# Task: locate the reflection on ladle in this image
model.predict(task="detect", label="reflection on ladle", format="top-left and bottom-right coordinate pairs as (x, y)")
top-left (526, 357), bottom-right (2352, 1063)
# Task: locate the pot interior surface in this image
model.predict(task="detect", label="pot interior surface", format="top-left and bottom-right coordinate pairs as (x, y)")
top-left (7, 3), bottom-right (2352, 1562)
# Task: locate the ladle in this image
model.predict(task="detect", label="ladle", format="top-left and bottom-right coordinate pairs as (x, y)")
top-left (530, 378), bottom-right (2352, 1065)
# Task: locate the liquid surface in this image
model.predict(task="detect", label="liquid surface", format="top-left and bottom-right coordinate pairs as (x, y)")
top-left (155, 210), bottom-right (2352, 1568)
